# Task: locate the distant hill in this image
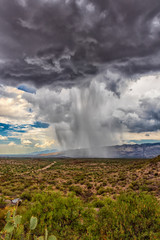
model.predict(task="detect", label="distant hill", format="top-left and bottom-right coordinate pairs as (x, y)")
top-left (38, 142), bottom-right (160, 159)
top-left (39, 152), bottom-right (60, 156)
top-left (31, 149), bottom-right (58, 156)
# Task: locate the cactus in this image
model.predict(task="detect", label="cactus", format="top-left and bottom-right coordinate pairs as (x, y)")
top-left (45, 228), bottom-right (48, 240)
top-left (5, 211), bottom-right (11, 222)
top-left (0, 212), bottom-right (57, 240)
top-left (4, 222), bottom-right (14, 233)
top-left (48, 236), bottom-right (57, 240)
top-left (0, 210), bottom-right (15, 240)
top-left (14, 215), bottom-right (22, 227)
top-left (30, 216), bottom-right (38, 230)
top-left (36, 234), bottom-right (57, 240)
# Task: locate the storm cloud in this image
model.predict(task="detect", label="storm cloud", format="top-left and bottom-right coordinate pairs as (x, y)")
top-left (24, 80), bottom-right (123, 150)
top-left (1, 0), bottom-right (160, 90)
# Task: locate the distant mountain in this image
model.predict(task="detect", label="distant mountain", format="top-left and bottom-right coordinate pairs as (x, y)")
top-left (38, 142), bottom-right (160, 159)
top-left (39, 152), bottom-right (60, 157)
top-left (31, 149), bottom-right (58, 156)
top-left (109, 143), bottom-right (160, 158)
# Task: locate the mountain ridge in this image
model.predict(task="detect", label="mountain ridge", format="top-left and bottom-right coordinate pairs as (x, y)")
top-left (38, 142), bottom-right (160, 159)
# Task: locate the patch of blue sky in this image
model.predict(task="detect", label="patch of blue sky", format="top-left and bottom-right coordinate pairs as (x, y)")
top-left (0, 121), bottom-right (49, 137)
top-left (8, 138), bottom-right (21, 144)
top-left (28, 108), bottom-right (33, 113)
top-left (0, 123), bottom-right (13, 136)
top-left (0, 123), bottom-right (27, 136)
top-left (128, 139), bottom-right (160, 144)
top-left (0, 137), bottom-right (21, 145)
top-left (32, 121), bottom-right (49, 128)
top-left (17, 84), bottom-right (36, 94)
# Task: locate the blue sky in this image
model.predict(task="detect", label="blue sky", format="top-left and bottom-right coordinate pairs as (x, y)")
top-left (17, 85), bottom-right (36, 94)
top-left (0, 121), bottom-right (49, 137)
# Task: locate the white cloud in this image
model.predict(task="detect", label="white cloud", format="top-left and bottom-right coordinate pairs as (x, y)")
top-left (0, 125), bottom-right (57, 154)
top-left (0, 86), bottom-right (35, 125)
top-left (20, 125), bottom-right (57, 149)
top-left (35, 140), bottom-right (55, 149)
top-left (123, 131), bottom-right (160, 141)
top-left (0, 136), bottom-right (8, 140)
top-left (128, 74), bottom-right (160, 98)
top-left (0, 85), bottom-right (57, 153)
top-left (21, 139), bottom-right (32, 145)
top-left (8, 142), bottom-right (16, 146)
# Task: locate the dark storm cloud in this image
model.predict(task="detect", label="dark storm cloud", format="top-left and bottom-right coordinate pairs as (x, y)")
top-left (1, 0), bottom-right (160, 89)
top-left (140, 97), bottom-right (160, 122)
top-left (120, 97), bottom-right (160, 133)
top-left (123, 114), bottom-right (160, 133)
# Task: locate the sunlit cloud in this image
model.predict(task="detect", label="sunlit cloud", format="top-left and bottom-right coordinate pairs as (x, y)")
top-left (8, 141), bottom-right (16, 146)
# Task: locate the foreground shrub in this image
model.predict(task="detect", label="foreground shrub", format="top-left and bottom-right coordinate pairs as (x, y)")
top-left (97, 192), bottom-right (160, 239)
top-left (22, 192), bottom-right (96, 239)
top-left (1, 192), bottom-right (159, 239)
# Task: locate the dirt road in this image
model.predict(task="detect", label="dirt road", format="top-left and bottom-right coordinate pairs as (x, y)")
top-left (36, 162), bottom-right (55, 172)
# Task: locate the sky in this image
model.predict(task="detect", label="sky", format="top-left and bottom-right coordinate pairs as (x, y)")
top-left (1, 0), bottom-right (160, 154)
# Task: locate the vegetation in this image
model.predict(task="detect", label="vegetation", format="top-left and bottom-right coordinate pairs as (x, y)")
top-left (0, 209), bottom-right (57, 240)
top-left (0, 156), bottom-right (160, 239)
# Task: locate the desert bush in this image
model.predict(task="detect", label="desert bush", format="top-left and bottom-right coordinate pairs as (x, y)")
top-left (97, 192), bottom-right (160, 239)
top-left (97, 187), bottom-right (106, 195)
top-left (69, 185), bottom-right (83, 196)
top-left (0, 191), bottom-right (160, 239)
top-left (21, 191), bottom-right (32, 201)
top-left (129, 181), bottom-right (140, 190)
top-left (0, 197), bottom-right (6, 209)
top-left (86, 183), bottom-right (93, 189)
top-left (21, 192), bottom-right (93, 239)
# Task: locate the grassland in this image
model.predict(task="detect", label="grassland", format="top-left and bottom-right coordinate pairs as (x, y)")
top-left (0, 156), bottom-right (160, 239)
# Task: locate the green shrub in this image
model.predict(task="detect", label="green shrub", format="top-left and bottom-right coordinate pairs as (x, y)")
top-left (129, 181), bottom-right (140, 190)
top-left (0, 197), bottom-right (6, 209)
top-left (1, 191), bottom-right (159, 239)
top-left (69, 185), bottom-right (83, 196)
top-left (97, 187), bottom-right (106, 195)
top-left (97, 192), bottom-right (160, 239)
top-left (92, 199), bottom-right (105, 208)
top-left (86, 183), bottom-right (93, 189)
top-left (21, 192), bottom-right (94, 239)
top-left (21, 191), bottom-right (32, 201)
